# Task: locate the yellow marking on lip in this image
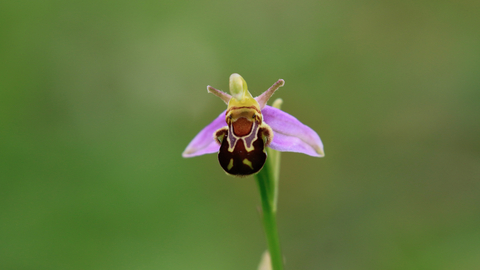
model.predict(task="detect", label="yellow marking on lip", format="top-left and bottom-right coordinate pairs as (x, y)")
top-left (242, 158), bottom-right (253, 170)
top-left (227, 159), bottom-right (234, 170)
top-left (226, 132), bottom-right (238, 152)
top-left (226, 106), bottom-right (261, 116)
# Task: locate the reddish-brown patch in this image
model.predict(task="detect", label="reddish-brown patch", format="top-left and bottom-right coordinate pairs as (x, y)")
top-left (232, 118), bottom-right (253, 136)
top-left (218, 127), bottom-right (267, 176)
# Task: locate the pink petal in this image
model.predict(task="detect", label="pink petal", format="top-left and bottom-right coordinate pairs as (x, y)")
top-left (182, 110), bottom-right (226, 158)
top-left (262, 106), bottom-right (324, 157)
top-left (255, 79), bottom-right (285, 109)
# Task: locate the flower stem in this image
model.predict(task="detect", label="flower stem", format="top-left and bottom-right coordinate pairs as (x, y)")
top-left (255, 98), bottom-right (284, 270)
top-left (256, 172), bottom-right (283, 270)
top-left (255, 150), bottom-right (283, 270)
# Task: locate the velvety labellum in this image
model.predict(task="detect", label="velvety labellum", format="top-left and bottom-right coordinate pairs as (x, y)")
top-left (215, 108), bottom-right (271, 176)
top-left (217, 123), bottom-right (267, 176)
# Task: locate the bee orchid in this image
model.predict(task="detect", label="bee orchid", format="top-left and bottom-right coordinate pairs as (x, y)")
top-left (182, 74), bottom-right (324, 176)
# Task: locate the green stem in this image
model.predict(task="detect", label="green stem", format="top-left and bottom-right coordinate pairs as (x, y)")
top-left (255, 98), bottom-right (284, 270)
top-left (255, 161), bottom-right (283, 270)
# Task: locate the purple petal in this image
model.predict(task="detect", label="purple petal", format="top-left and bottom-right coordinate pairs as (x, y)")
top-left (182, 110), bottom-right (227, 158)
top-left (262, 105), bottom-right (324, 157)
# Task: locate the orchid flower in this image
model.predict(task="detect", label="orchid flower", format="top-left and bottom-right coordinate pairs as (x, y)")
top-left (182, 73), bottom-right (324, 176)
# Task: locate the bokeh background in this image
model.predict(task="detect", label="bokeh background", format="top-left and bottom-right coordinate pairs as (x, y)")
top-left (1, 0), bottom-right (479, 269)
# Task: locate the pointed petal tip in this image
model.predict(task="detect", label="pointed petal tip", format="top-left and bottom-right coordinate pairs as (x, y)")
top-left (314, 145), bottom-right (325, 157)
top-left (181, 148), bottom-right (194, 158)
top-left (182, 144), bottom-right (203, 158)
top-left (256, 79), bottom-right (285, 109)
top-left (207, 86), bottom-right (231, 104)
top-left (182, 141), bottom-right (220, 158)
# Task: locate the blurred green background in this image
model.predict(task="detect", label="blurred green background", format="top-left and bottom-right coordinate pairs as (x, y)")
top-left (1, 0), bottom-right (479, 269)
